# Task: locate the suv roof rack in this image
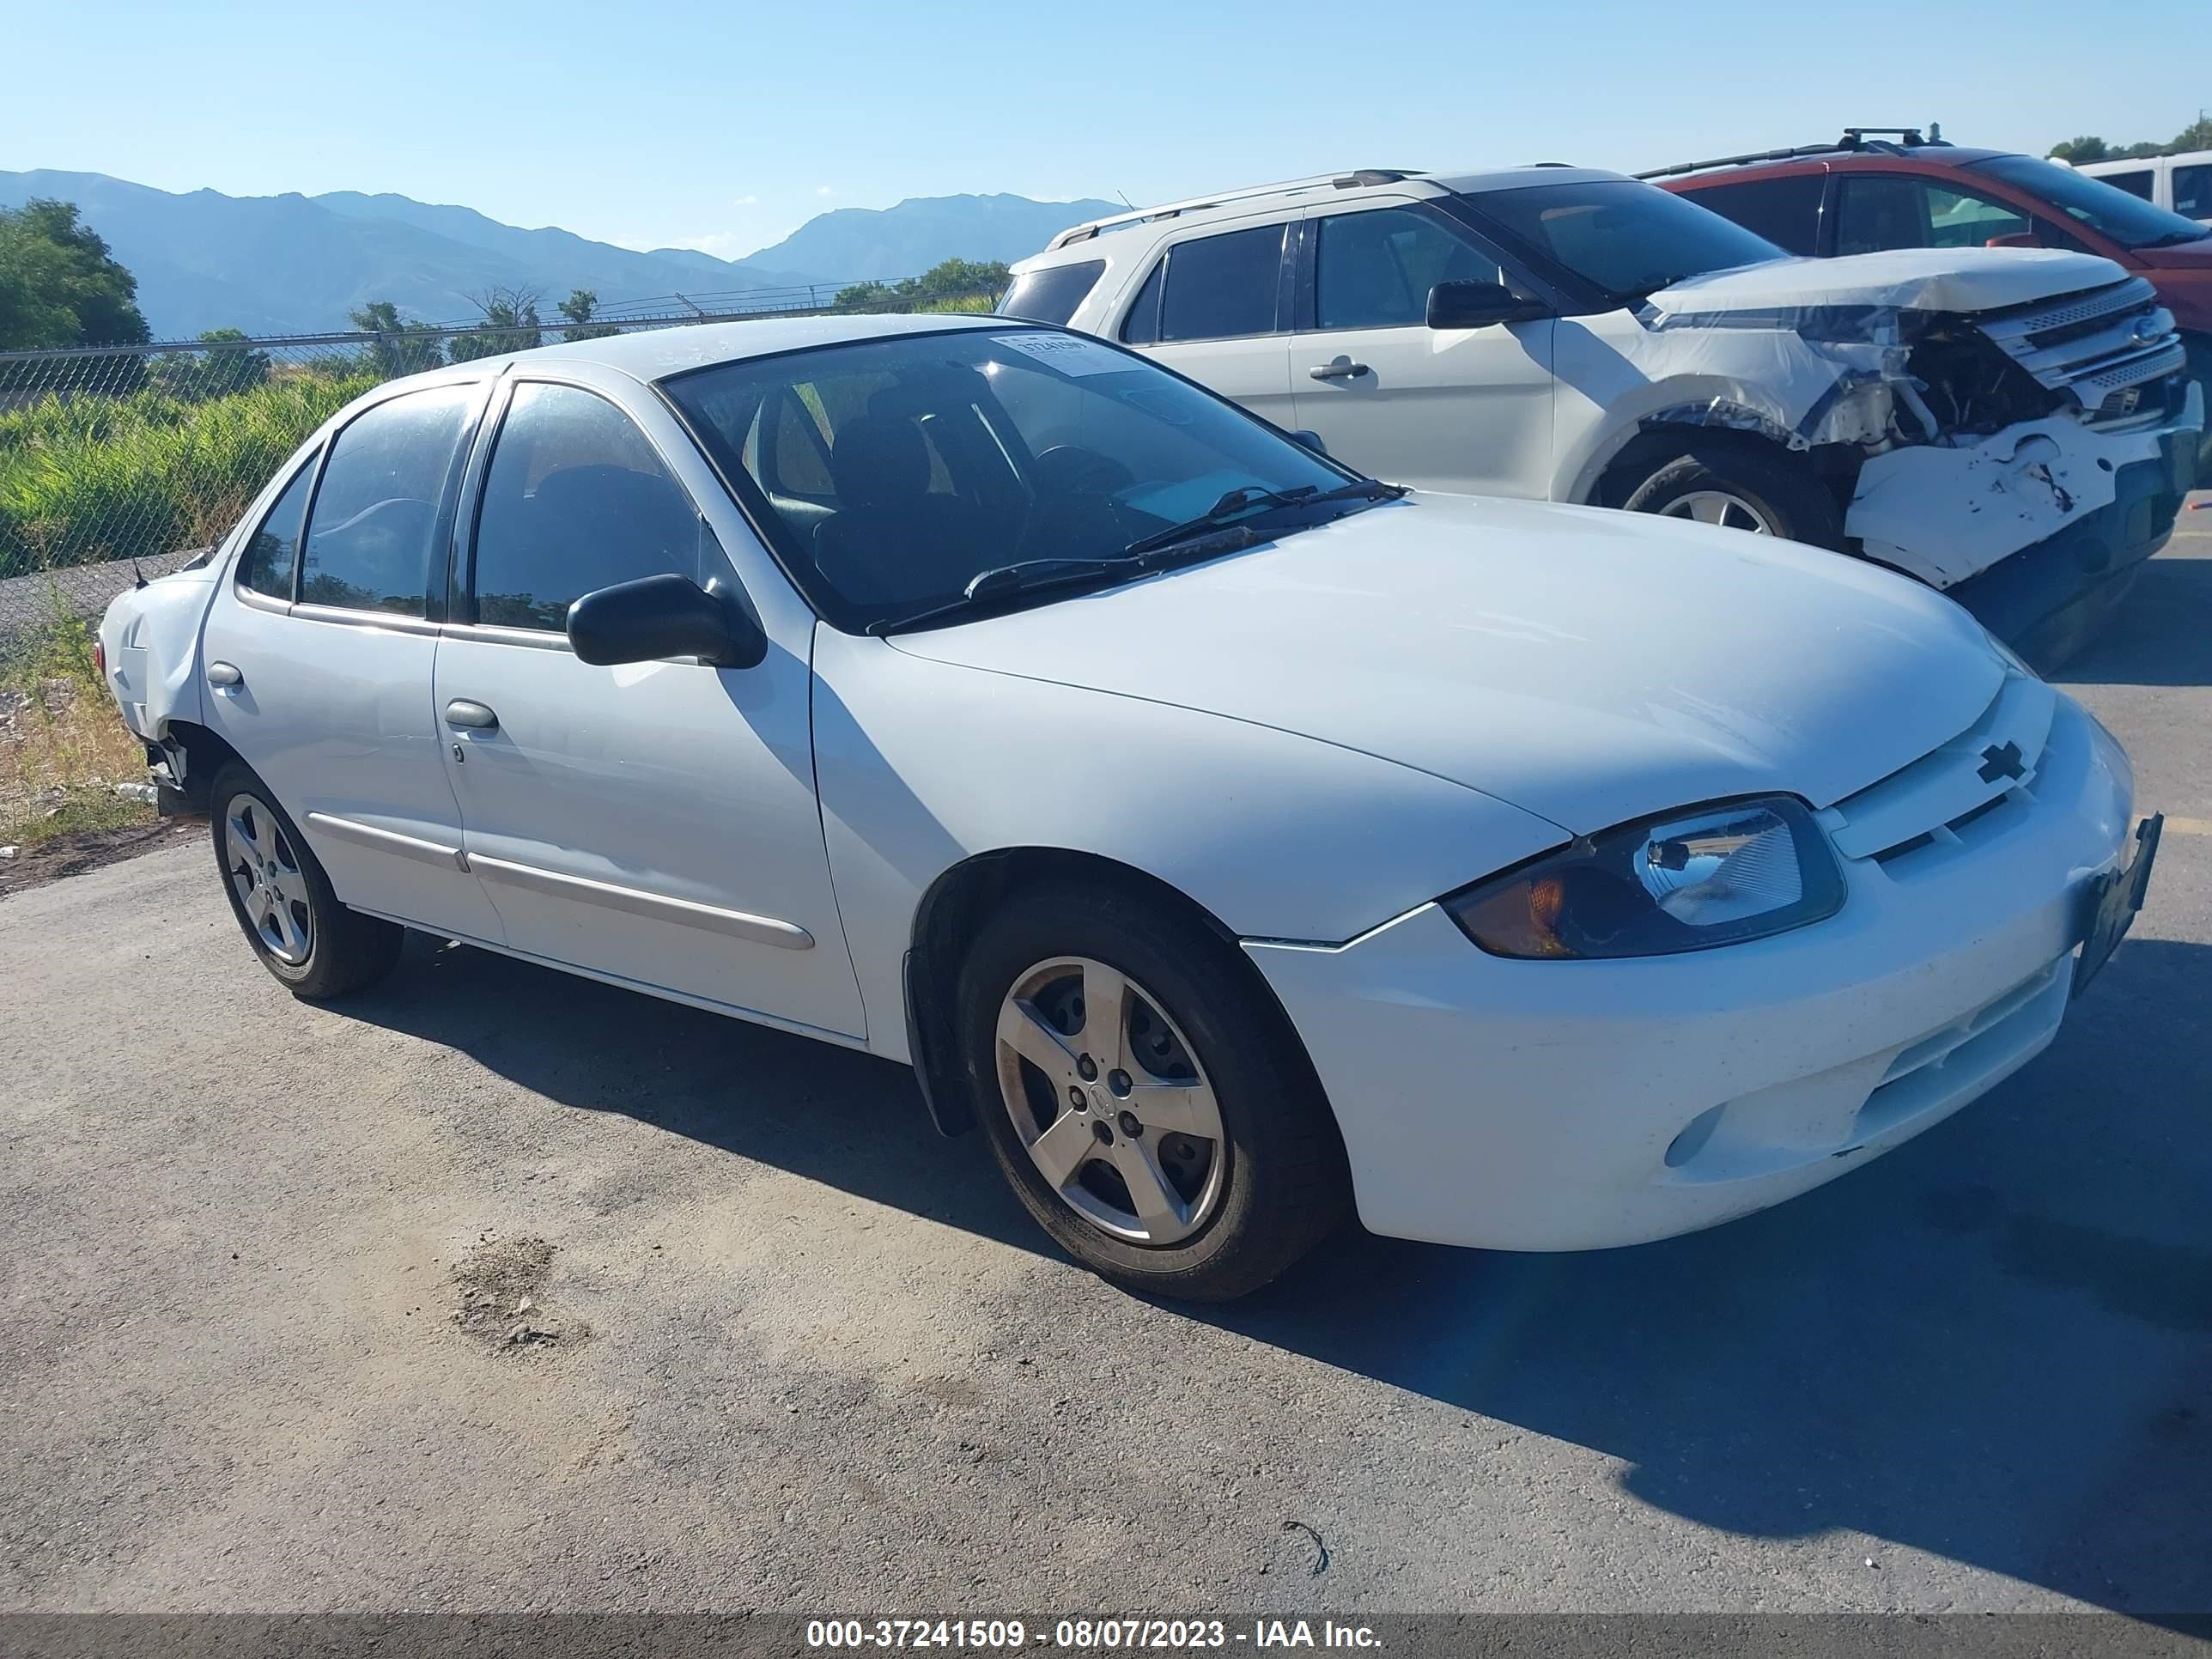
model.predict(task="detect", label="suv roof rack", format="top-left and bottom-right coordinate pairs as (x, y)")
top-left (1047, 170), bottom-right (1427, 249)
top-left (1635, 127), bottom-right (1950, 181)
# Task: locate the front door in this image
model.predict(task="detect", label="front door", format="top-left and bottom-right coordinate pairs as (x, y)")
top-left (1290, 201), bottom-right (1555, 497)
top-left (1121, 219), bottom-right (1298, 432)
top-left (432, 375), bottom-right (865, 1039)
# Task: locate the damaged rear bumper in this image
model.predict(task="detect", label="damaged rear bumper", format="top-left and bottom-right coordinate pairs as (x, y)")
top-left (1846, 384), bottom-right (2201, 665)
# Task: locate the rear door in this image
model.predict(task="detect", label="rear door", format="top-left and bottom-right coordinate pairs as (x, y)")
top-left (1115, 220), bottom-right (1298, 430)
top-left (197, 380), bottom-right (504, 939)
top-left (431, 370), bottom-right (865, 1038)
top-left (1288, 199), bottom-right (1554, 497)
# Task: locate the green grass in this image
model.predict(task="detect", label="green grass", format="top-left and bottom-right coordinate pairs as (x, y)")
top-left (0, 371), bottom-right (378, 577)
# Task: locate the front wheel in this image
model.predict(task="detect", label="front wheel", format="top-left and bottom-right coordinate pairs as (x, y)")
top-left (210, 763), bottom-right (403, 1000)
top-left (956, 882), bottom-right (1351, 1301)
top-left (1620, 438), bottom-right (1845, 550)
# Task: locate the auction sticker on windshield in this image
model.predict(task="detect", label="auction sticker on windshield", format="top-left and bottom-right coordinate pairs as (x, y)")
top-left (994, 333), bottom-right (1130, 376)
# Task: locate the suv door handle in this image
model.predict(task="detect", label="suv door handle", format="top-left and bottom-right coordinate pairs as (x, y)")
top-left (444, 699), bottom-right (499, 731)
top-left (1308, 356), bottom-right (1370, 380)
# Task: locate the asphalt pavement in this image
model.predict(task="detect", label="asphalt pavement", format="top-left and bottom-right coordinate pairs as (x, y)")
top-left (2, 507), bottom-right (2207, 1618)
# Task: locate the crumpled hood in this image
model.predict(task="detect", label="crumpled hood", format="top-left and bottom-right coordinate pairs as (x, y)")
top-left (1647, 246), bottom-right (2128, 318)
top-left (888, 493), bottom-right (2005, 835)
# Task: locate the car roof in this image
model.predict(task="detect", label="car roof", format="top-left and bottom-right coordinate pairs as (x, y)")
top-left (1018, 166), bottom-right (1631, 269)
top-left (1661, 146), bottom-right (2014, 184)
top-left (448, 311), bottom-right (1008, 383)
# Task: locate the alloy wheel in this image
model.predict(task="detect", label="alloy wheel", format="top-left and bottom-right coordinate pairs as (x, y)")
top-left (224, 793), bottom-right (313, 965)
top-left (994, 955), bottom-right (1227, 1246)
top-left (1658, 489), bottom-right (1776, 533)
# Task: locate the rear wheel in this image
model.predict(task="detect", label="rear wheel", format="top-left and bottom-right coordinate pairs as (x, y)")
top-left (210, 763), bottom-right (403, 1000)
top-left (1620, 437), bottom-right (1845, 550)
top-left (956, 881), bottom-right (1351, 1301)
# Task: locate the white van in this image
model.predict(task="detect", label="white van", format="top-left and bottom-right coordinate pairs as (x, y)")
top-left (2073, 151), bottom-right (2212, 225)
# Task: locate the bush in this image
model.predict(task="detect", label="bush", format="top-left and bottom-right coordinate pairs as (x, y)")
top-left (0, 372), bottom-right (374, 576)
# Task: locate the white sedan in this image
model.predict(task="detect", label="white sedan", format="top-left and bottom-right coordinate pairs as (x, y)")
top-left (99, 315), bottom-right (2159, 1300)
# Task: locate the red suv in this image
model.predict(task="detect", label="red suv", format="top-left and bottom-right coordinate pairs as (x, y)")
top-left (1650, 130), bottom-right (2212, 468)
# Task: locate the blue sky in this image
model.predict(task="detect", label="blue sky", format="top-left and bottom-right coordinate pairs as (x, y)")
top-left (2, 0), bottom-right (2203, 258)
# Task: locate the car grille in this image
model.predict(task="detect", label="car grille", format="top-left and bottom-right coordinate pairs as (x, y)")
top-left (1970, 278), bottom-right (2185, 421)
top-left (1820, 671), bottom-right (2056, 870)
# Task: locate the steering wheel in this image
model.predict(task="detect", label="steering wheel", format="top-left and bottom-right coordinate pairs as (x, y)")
top-left (1013, 446), bottom-right (1140, 558)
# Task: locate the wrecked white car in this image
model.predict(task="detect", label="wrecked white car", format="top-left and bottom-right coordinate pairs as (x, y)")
top-left (1006, 167), bottom-right (2203, 663)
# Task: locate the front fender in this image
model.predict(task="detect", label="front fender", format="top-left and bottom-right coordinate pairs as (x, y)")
top-left (810, 629), bottom-right (1569, 1063)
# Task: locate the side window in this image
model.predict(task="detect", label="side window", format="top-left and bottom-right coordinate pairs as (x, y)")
top-left (1313, 207), bottom-right (1500, 331)
top-left (1119, 261), bottom-right (1165, 344)
top-left (1836, 174), bottom-right (2032, 253)
top-left (300, 386), bottom-right (474, 616)
top-left (1688, 175), bottom-right (1826, 257)
top-left (1157, 224), bottom-right (1287, 343)
top-left (471, 382), bottom-right (702, 632)
top-left (238, 456), bottom-right (316, 601)
top-left (2174, 165), bottom-right (2211, 221)
top-left (999, 260), bottom-right (1106, 325)
top-left (2098, 169), bottom-right (2155, 202)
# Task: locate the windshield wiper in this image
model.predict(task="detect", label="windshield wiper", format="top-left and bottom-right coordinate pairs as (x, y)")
top-left (864, 556), bottom-right (1132, 636)
top-left (1118, 483), bottom-right (1321, 558)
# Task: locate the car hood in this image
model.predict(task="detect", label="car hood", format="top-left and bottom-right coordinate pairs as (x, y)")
top-left (1647, 246), bottom-right (2128, 318)
top-left (2132, 235), bottom-right (2212, 270)
top-left (886, 493), bottom-right (2004, 835)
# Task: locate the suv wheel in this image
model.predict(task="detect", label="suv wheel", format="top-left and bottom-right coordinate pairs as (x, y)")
top-left (210, 763), bottom-right (404, 1000)
top-left (1620, 437), bottom-right (1845, 550)
top-left (956, 881), bottom-right (1350, 1302)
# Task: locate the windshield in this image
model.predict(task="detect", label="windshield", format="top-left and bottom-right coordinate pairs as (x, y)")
top-left (663, 328), bottom-right (1358, 632)
top-left (1468, 179), bottom-right (1788, 301)
top-left (1969, 154), bottom-right (2209, 249)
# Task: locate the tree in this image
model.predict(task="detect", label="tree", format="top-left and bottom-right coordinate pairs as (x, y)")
top-left (447, 285), bottom-right (544, 362)
top-left (558, 288), bottom-right (620, 342)
top-left (0, 198), bottom-right (149, 351)
top-left (832, 258), bottom-right (1011, 313)
top-left (2051, 114), bottom-right (2212, 165)
top-left (348, 300), bottom-right (446, 377)
top-left (150, 327), bottom-right (272, 400)
top-left (2050, 136), bottom-right (2110, 164)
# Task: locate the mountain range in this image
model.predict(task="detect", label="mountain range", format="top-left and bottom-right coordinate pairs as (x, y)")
top-left (0, 169), bottom-right (1121, 339)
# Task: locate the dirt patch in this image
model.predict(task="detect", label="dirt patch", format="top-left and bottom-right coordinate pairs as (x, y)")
top-left (0, 817), bottom-right (203, 896)
top-left (448, 1233), bottom-right (592, 1356)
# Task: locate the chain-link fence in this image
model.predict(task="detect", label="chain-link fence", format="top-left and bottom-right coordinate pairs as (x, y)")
top-left (0, 279), bottom-right (1001, 674)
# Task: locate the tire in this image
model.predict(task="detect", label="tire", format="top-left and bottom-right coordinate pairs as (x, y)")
top-left (209, 762), bottom-right (404, 1000)
top-left (1620, 437), bottom-right (1845, 550)
top-left (955, 879), bottom-right (1351, 1302)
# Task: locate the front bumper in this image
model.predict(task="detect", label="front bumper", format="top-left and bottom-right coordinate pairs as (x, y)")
top-left (1946, 419), bottom-right (2200, 669)
top-left (1248, 696), bottom-right (2137, 1252)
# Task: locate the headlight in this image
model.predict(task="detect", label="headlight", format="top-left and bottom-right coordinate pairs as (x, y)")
top-left (1444, 796), bottom-right (1845, 960)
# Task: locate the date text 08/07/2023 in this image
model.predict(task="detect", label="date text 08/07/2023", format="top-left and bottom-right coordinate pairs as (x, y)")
top-left (805, 1620), bottom-right (1386, 1650)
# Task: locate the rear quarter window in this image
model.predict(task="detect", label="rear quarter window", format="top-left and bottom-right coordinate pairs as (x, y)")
top-left (999, 260), bottom-right (1106, 325)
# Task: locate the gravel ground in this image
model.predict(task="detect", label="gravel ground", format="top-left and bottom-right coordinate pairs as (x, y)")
top-left (0, 511), bottom-right (2206, 1618)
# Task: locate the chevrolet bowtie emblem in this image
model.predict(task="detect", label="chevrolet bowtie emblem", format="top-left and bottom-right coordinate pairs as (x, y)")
top-left (1978, 740), bottom-right (2027, 784)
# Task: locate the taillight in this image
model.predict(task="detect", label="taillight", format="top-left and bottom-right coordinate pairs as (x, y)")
top-left (94, 640), bottom-right (106, 676)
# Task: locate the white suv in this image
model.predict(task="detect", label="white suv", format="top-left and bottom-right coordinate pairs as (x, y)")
top-left (1006, 167), bottom-right (2203, 663)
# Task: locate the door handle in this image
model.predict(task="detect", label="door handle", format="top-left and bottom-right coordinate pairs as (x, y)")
top-left (1308, 356), bottom-right (1370, 381)
top-left (207, 660), bottom-right (243, 687)
top-left (444, 699), bottom-right (499, 731)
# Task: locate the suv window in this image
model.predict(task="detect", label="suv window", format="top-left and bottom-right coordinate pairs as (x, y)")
top-left (1313, 208), bottom-right (1498, 331)
top-left (239, 456), bottom-right (316, 601)
top-left (300, 386), bottom-right (474, 616)
top-left (1000, 260), bottom-right (1106, 325)
top-left (1686, 174), bottom-right (1825, 257)
top-left (2098, 169), bottom-right (2155, 202)
top-left (2176, 165), bottom-right (2211, 222)
top-left (1835, 174), bottom-right (2032, 253)
top-left (1145, 224), bottom-right (1287, 343)
top-left (471, 382), bottom-right (703, 631)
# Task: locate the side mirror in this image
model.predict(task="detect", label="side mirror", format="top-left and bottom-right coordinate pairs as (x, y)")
top-left (1426, 280), bottom-right (1551, 331)
top-left (1984, 230), bottom-right (2041, 250)
top-left (1290, 428), bottom-right (1329, 456)
top-left (567, 572), bottom-right (767, 669)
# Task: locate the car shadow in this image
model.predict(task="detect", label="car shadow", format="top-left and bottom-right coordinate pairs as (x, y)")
top-left (2051, 526), bottom-right (2210, 689)
top-left (330, 931), bottom-right (2212, 1616)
